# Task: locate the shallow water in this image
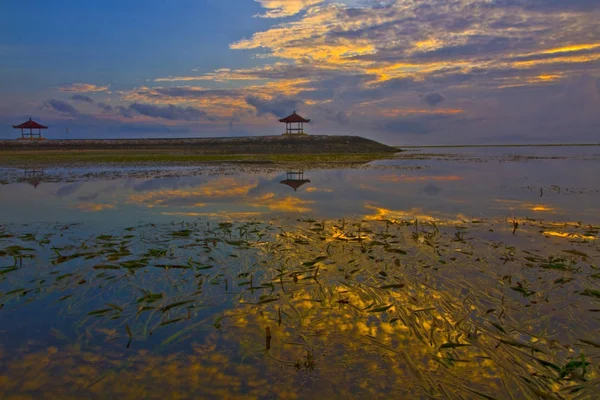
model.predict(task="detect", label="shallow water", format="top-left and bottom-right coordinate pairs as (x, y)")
top-left (1, 147), bottom-right (599, 399)
top-left (1, 146), bottom-right (599, 226)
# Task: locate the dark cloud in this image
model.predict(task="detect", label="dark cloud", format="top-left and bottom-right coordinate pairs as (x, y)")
top-left (379, 112), bottom-right (464, 136)
top-left (129, 103), bottom-right (206, 121)
top-left (415, 36), bottom-right (531, 61)
top-left (77, 193), bottom-right (99, 201)
top-left (55, 183), bottom-right (83, 198)
top-left (116, 106), bottom-right (133, 119)
top-left (422, 184), bottom-right (441, 196)
top-left (422, 92), bottom-right (446, 107)
top-left (71, 94), bottom-right (94, 104)
top-left (97, 102), bottom-right (113, 112)
top-left (113, 123), bottom-right (193, 135)
top-left (153, 87), bottom-right (240, 99)
top-left (133, 176), bottom-right (207, 192)
top-left (45, 99), bottom-right (78, 115)
top-left (492, 0), bottom-right (600, 12)
top-left (245, 96), bottom-right (302, 118)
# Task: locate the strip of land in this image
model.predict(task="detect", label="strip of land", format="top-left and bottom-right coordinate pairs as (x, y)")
top-left (396, 143), bottom-right (600, 149)
top-left (0, 135), bottom-right (398, 167)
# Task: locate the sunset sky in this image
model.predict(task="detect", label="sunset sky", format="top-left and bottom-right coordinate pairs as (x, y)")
top-left (1, 0), bottom-right (599, 145)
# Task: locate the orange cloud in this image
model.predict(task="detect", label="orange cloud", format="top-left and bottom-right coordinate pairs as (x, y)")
top-left (264, 196), bottom-right (314, 212)
top-left (254, 0), bottom-right (323, 18)
top-left (59, 83), bottom-right (109, 93)
top-left (128, 177), bottom-right (259, 208)
top-left (72, 203), bottom-right (115, 212)
top-left (363, 204), bottom-right (464, 224)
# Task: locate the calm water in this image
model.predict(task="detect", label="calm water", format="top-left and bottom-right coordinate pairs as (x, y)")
top-left (1, 146), bottom-right (599, 226)
top-left (1, 147), bottom-right (599, 399)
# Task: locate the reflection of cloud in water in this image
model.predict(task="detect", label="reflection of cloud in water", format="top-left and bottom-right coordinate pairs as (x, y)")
top-left (55, 182), bottom-right (83, 198)
top-left (305, 187), bottom-right (333, 193)
top-left (0, 219), bottom-right (598, 398)
top-left (363, 204), bottom-right (465, 223)
top-left (128, 177), bottom-right (259, 208)
top-left (127, 175), bottom-right (316, 214)
top-left (252, 192), bottom-right (315, 213)
top-left (132, 176), bottom-right (209, 192)
top-left (161, 211), bottom-right (263, 219)
top-left (72, 203), bottom-right (115, 212)
top-left (422, 183), bottom-right (441, 195)
top-left (76, 183), bottom-right (118, 202)
top-left (377, 174), bottom-right (463, 183)
top-left (493, 199), bottom-right (557, 214)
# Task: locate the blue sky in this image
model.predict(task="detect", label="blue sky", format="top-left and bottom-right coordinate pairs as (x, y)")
top-left (1, 0), bottom-right (599, 144)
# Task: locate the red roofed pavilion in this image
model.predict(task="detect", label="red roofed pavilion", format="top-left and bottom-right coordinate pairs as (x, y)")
top-left (13, 118), bottom-right (48, 140)
top-left (279, 111), bottom-right (310, 135)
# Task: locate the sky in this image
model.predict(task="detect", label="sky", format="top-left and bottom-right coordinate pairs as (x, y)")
top-left (1, 0), bottom-right (599, 145)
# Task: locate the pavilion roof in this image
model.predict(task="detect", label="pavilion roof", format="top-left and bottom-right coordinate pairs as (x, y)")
top-left (279, 111), bottom-right (310, 123)
top-left (13, 118), bottom-right (48, 129)
top-left (280, 179), bottom-right (311, 191)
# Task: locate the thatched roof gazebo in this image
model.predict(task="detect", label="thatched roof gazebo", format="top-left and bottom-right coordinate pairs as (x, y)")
top-left (279, 111), bottom-right (310, 135)
top-left (280, 170), bottom-right (311, 192)
top-left (13, 118), bottom-right (48, 140)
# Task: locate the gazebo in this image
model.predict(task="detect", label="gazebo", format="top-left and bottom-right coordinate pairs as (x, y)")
top-left (24, 168), bottom-right (44, 189)
top-left (13, 118), bottom-right (48, 140)
top-left (279, 111), bottom-right (310, 135)
top-left (280, 170), bottom-right (311, 192)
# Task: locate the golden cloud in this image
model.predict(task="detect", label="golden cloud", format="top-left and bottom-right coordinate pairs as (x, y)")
top-left (128, 177), bottom-right (259, 208)
top-left (254, 0), bottom-right (323, 18)
top-left (72, 203), bottom-right (115, 212)
top-left (59, 83), bottom-right (109, 93)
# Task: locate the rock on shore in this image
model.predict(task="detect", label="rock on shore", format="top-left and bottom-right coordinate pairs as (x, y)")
top-left (0, 135), bottom-right (397, 154)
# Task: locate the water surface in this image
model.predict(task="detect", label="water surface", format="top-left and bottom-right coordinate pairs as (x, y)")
top-left (1, 146), bottom-right (599, 399)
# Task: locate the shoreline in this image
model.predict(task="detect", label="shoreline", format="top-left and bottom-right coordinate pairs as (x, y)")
top-left (0, 135), bottom-right (399, 167)
top-left (0, 135), bottom-right (397, 152)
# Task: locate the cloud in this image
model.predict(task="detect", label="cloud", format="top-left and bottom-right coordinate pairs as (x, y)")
top-left (245, 95), bottom-right (301, 117)
top-left (97, 102), bottom-right (113, 111)
top-left (422, 92), bottom-right (445, 107)
top-left (55, 183), bottom-right (83, 198)
top-left (59, 83), bottom-right (109, 93)
top-left (254, 0), bottom-right (323, 18)
top-left (115, 105), bottom-right (134, 119)
top-left (113, 123), bottom-right (193, 134)
top-left (23, 0), bottom-right (600, 144)
top-left (492, 0), bottom-right (600, 12)
top-left (45, 99), bottom-right (78, 115)
top-left (71, 94), bottom-right (94, 104)
top-left (128, 103), bottom-right (207, 121)
top-left (423, 184), bottom-right (441, 196)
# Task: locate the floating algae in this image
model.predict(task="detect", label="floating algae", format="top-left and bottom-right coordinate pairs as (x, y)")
top-left (0, 216), bottom-right (599, 399)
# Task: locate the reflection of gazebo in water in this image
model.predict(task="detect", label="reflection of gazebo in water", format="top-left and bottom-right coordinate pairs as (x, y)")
top-left (24, 168), bottom-right (44, 188)
top-left (279, 111), bottom-right (310, 135)
top-left (280, 170), bottom-right (311, 192)
top-left (13, 118), bottom-right (48, 140)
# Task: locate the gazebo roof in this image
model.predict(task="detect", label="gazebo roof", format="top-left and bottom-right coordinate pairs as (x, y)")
top-left (280, 179), bottom-right (311, 191)
top-left (13, 118), bottom-right (48, 129)
top-left (279, 111), bottom-right (310, 123)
